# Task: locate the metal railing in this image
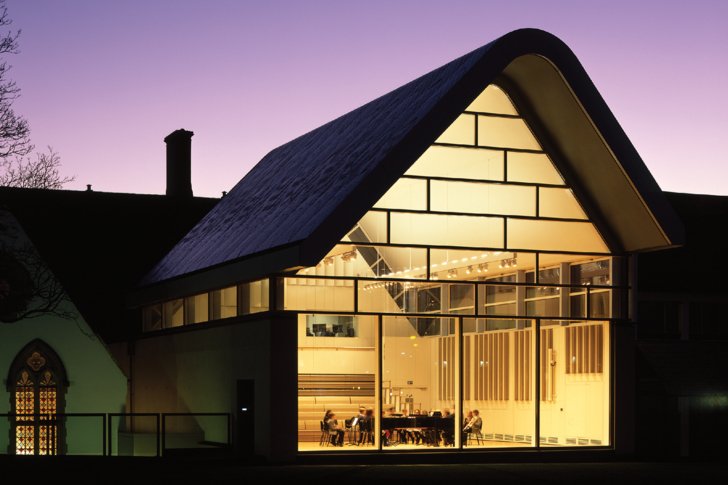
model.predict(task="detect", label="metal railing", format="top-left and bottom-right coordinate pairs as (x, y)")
top-left (1, 412), bottom-right (231, 457)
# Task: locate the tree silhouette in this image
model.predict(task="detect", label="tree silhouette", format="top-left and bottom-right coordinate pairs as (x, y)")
top-left (0, 1), bottom-right (31, 161)
top-left (0, 213), bottom-right (74, 324)
top-left (0, 147), bottom-right (73, 188)
top-left (0, 1), bottom-right (73, 189)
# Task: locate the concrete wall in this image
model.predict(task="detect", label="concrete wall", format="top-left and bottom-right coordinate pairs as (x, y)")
top-left (126, 314), bottom-right (296, 461)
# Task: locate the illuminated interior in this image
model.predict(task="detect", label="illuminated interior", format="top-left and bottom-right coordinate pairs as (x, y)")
top-left (292, 84), bottom-right (617, 451)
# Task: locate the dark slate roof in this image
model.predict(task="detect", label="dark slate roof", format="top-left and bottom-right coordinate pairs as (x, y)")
top-left (142, 38), bottom-right (492, 285)
top-left (0, 187), bottom-right (217, 342)
top-left (142, 28), bottom-right (683, 287)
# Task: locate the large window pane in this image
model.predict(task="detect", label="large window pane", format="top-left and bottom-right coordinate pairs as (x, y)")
top-left (525, 294), bottom-right (561, 318)
top-left (570, 260), bottom-right (612, 319)
top-left (298, 314), bottom-right (379, 451)
top-left (539, 321), bottom-right (610, 446)
top-left (405, 146), bottom-right (504, 181)
top-left (347, 211), bottom-right (387, 244)
top-left (185, 293), bottom-right (209, 324)
top-left (302, 244), bottom-right (427, 280)
top-left (285, 277), bottom-right (353, 312)
top-left (571, 259), bottom-right (611, 286)
top-left (163, 299), bottom-right (183, 328)
top-left (373, 178), bottom-right (427, 211)
top-left (211, 286), bottom-right (237, 320)
top-left (382, 316), bottom-right (460, 449)
top-left (463, 318), bottom-right (535, 448)
top-left (430, 180), bottom-right (535, 216)
top-left (478, 274), bottom-right (516, 316)
top-left (478, 116), bottom-right (541, 150)
top-left (465, 85), bottom-right (518, 115)
top-left (507, 152), bottom-right (564, 185)
top-left (449, 285), bottom-right (474, 314)
top-left (390, 212), bottom-right (504, 248)
top-left (538, 252), bottom-right (596, 268)
top-left (358, 280), bottom-right (411, 314)
top-left (428, 250), bottom-right (535, 282)
top-left (539, 188), bottom-right (587, 220)
top-left (358, 281), bottom-right (475, 316)
top-left (240, 279), bottom-right (269, 315)
top-left (507, 219), bottom-right (608, 253)
top-left (436, 114), bottom-right (475, 145)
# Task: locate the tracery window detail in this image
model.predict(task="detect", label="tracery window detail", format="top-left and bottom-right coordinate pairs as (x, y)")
top-left (7, 341), bottom-right (66, 455)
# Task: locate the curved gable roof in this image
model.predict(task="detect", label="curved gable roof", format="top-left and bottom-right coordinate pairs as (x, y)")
top-left (141, 28), bottom-right (683, 289)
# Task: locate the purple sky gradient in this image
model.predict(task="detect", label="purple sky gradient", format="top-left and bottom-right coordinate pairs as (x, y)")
top-left (6, 0), bottom-right (728, 197)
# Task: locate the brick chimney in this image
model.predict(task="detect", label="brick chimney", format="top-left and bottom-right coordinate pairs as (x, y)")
top-left (164, 129), bottom-right (194, 198)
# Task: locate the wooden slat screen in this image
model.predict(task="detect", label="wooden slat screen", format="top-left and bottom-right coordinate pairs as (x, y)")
top-left (540, 328), bottom-right (554, 401)
top-left (438, 336), bottom-right (455, 401)
top-left (464, 336), bottom-right (471, 401)
top-left (514, 330), bottom-right (532, 401)
top-left (474, 332), bottom-right (509, 401)
top-left (565, 323), bottom-right (604, 374)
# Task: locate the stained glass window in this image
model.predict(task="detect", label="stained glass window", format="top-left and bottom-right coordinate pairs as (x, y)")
top-left (9, 342), bottom-right (65, 456)
top-left (15, 371), bottom-right (35, 455)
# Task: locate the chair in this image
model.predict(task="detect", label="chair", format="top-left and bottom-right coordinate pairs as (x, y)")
top-left (347, 418), bottom-right (365, 446)
top-left (358, 418), bottom-right (374, 446)
top-left (319, 421), bottom-right (329, 446)
top-left (466, 431), bottom-right (483, 445)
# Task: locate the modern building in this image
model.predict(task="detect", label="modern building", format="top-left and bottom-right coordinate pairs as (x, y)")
top-left (1, 29), bottom-right (726, 461)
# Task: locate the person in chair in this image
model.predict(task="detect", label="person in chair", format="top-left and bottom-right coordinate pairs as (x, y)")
top-left (325, 411), bottom-right (345, 446)
top-left (358, 408), bottom-right (374, 445)
top-left (463, 409), bottom-right (482, 445)
top-left (441, 408), bottom-right (455, 446)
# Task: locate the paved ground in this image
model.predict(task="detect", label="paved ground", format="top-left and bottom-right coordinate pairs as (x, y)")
top-left (3, 459), bottom-right (727, 484)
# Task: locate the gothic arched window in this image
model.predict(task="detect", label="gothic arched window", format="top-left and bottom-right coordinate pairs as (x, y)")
top-left (7, 340), bottom-right (67, 455)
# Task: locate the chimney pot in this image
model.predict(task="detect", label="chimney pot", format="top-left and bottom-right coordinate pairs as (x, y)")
top-left (165, 129), bottom-right (194, 198)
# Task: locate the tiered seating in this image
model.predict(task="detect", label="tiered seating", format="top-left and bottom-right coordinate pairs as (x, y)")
top-left (298, 395), bottom-right (376, 442)
top-left (297, 370), bottom-right (376, 443)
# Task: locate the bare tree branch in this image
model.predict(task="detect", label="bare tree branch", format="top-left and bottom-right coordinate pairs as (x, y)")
top-left (0, 1), bottom-right (73, 189)
top-left (0, 244), bottom-right (74, 324)
top-left (0, 146), bottom-right (75, 189)
top-left (0, 0), bottom-right (31, 162)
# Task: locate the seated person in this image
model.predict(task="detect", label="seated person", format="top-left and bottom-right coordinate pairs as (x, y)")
top-left (441, 408), bottom-right (455, 446)
top-left (463, 410), bottom-right (473, 430)
top-left (324, 412), bottom-right (345, 446)
top-left (381, 406), bottom-right (396, 446)
top-left (464, 409), bottom-right (482, 436)
top-left (358, 408), bottom-right (375, 445)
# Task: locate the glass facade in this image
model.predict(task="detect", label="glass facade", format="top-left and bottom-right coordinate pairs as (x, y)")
top-left (140, 84), bottom-right (622, 453)
top-left (293, 84), bottom-right (620, 452)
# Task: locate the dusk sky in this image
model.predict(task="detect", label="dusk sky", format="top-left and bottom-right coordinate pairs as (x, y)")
top-left (6, 0), bottom-right (728, 197)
